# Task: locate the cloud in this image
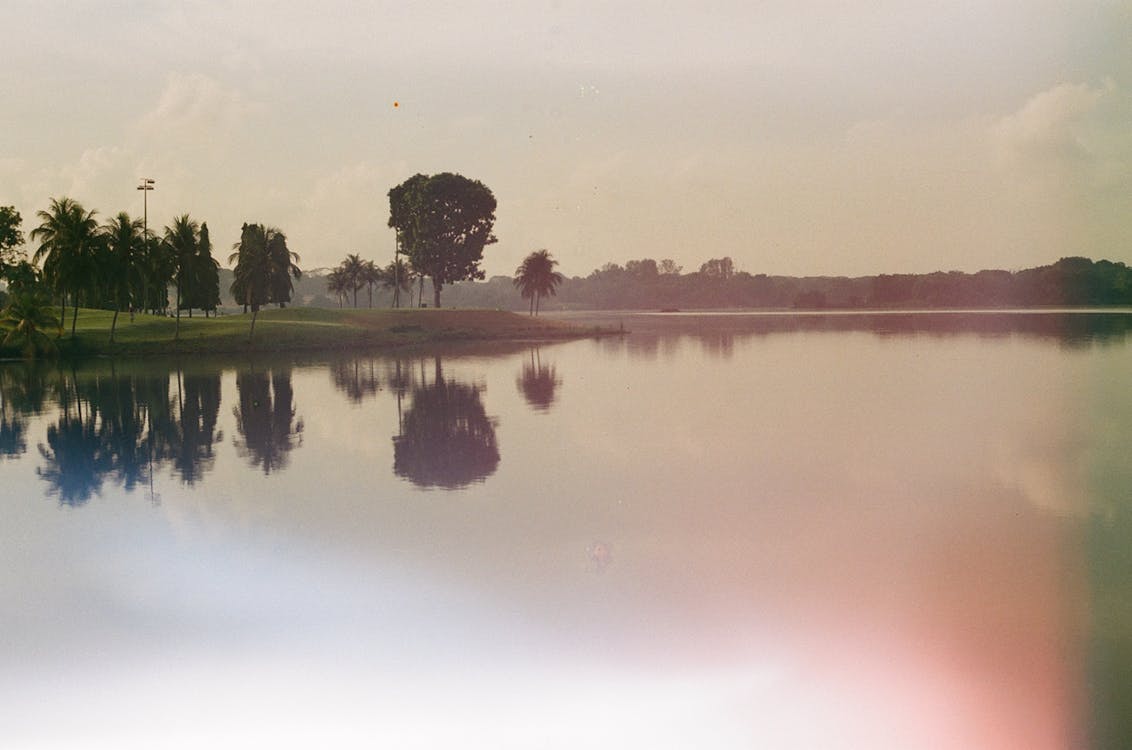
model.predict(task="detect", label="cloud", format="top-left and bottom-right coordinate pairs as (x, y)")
top-left (137, 72), bottom-right (260, 145)
top-left (993, 81), bottom-right (1108, 166)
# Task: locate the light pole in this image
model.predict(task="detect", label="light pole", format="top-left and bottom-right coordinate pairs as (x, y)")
top-left (137, 178), bottom-right (155, 235)
top-left (136, 178), bottom-right (154, 318)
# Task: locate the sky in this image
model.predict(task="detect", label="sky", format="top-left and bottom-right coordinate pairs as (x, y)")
top-left (2, 1), bottom-right (1130, 279)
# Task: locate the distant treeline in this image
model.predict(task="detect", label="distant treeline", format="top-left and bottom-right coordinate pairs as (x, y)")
top-left (235, 255), bottom-right (1132, 312)
top-left (437, 256), bottom-right (1132, 311)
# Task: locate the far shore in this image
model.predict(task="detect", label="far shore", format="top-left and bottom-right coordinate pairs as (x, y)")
top-left (1, 307), bottom-right (619, 360)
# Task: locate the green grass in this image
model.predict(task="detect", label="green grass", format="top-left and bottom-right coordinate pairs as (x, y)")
top-left (3, 306), bottom-right (613, 359)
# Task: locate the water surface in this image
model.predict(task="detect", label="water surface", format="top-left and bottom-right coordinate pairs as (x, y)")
top-left (2, 312), bottom-right (1130, 748)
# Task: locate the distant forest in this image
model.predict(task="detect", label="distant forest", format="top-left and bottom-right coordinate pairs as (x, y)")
top-left (270, 256), bottom-right (1132, 311)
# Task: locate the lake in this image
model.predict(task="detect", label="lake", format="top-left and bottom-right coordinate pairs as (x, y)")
top-left (2, 311), bottom-right (1131, 749)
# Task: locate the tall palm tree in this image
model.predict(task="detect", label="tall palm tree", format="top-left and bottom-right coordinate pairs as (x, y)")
top-left (513, 249), bottom-right (565, 316)
top-left (361, 260), bottom-right (383, 308)
top-left (338, 253), bottom-right (365, 308)
top-left (229, 223), bottom-right (272, 339)
top-left (326, 268), bottom-right (349, 307)
top-left (100, 212), bottom-right (144, 343)
top-left (383, 257), bottom-right (412, 308)
top-left (29, 197), bottom-right (101, 335)
top-left (134, 232), bottom-right (170, 316)
top-left (266, 229), bottom-right (301, 308)
top-left (164, 214), bottom-right (200, 340)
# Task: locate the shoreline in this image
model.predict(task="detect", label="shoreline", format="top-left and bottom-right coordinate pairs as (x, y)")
top-left (1, 307), bottom-right (621, 360)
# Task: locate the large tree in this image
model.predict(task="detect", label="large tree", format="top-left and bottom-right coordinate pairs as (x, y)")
top-left (513, 249), bottom-right (565, 316)
top-left (387, 172), bottom-right (497, 308)
top-left (29, 197), bottom-right (101, 335)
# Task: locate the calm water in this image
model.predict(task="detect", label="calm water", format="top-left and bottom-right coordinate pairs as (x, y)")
top-left (2, 312), bottom-right (1132, 749)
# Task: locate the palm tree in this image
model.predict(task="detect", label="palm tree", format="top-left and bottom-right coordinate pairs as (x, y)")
top-left (326, 268), bottom-right (349, 307)
top-left (29, 197), bottom-right (101, 335)
top-left (383, 257), bottom-right (412, 308)
top-left (266, 229), bottom-right (301, 308)
top-left (135, 232), bottom-right (170, 315)
top-left (164, 214), bottom-right (200, 340)
top-left (229, 223), bottom-right (272, 339)
top-left (229, 223), bottom-right (300, 337)
top-left (361, 260), bottom-right (383, 308)
top-left (0, 290), bottom-right (62, 358)
top-left (513, 249), bottom-right (565, 316)
top-left (100, 212), bottom-right (144, 343)
top-left (338, 253), bottom-right (365, 308)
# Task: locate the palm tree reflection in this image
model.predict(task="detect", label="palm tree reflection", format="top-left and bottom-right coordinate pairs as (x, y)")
top-left (37, 409), bottom-right (109, 506)
top-left (330, 357), bottom-right (381, 403)
top-left (516, 347), bottom-right (561, 412)
top-left (393, 357), bottom-right (499, 489)
top-left (171, 372), bottom-right (223, 485)
top-left (232, 366), bottom-right (303, 475)
top-left (0, 363), bottom-right (53, 458)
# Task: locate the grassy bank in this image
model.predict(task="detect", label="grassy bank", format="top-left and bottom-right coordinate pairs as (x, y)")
top-left (4, 307), bottom-right (614, 359)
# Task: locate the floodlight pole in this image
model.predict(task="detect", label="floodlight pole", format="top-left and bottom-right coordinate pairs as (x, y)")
top-left (137, 178), bottom-right (155, 237)
top-left (136, 178), bottom-right (154, 318)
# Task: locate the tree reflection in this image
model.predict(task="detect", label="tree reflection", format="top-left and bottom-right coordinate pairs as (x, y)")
top-left (37, 410), bottom-right (109, 506)
top-left (232, 366), bottom-right (303, 474)
top-left (516, 347), bottom-right (561, 412)
top-left (330, 357), bottom-right (381, 403)
top-left (393, 357), bottom-right (499, 489)
top-left (171, 372), bottom-right (223, 485)
top-left (17, 363), bottom-right (227, 505)
top-left (0, 363), bottom-right (53, 458)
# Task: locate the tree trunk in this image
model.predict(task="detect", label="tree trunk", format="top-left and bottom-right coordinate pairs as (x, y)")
top-left (250, 309), bottom-right (258, 340)
top-left (529, 295), bottom-right (534, 316)
top-left (174, 282), bottom-right (182, 340)
top-left (70, 292), bottom-right (79, 336)
top-left (432, 277), bottom-right (441, 308)
top-left (109, 306), bottom-right (119, 344)
top-left (535, 292), bottom-right (541, 316)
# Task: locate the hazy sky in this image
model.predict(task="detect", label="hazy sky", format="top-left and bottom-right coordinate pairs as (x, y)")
top-left (3, 1), bottom-right (1130, 278)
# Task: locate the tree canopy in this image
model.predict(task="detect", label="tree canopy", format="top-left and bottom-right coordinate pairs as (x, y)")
top-left (0, 206), bottom-right (25, 270)
top-left (388, 172), bottom-right (497, 308)
top-left (513, 249), bottom-right (565, 316)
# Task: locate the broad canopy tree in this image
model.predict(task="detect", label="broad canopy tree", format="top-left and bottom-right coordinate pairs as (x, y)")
top-left (387, 172), bottom-right (497, 308)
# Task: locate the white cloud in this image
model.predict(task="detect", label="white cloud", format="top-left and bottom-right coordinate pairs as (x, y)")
top-left (993, 81), bottom-right (1108, 167)
top-left (137, 72), bottom-right (260, 146)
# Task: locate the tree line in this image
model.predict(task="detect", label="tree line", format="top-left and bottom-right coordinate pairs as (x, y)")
top-left (431, 255), bottom-right (1132, 311)
top-left (0, 200), bottom-right (302, 350)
